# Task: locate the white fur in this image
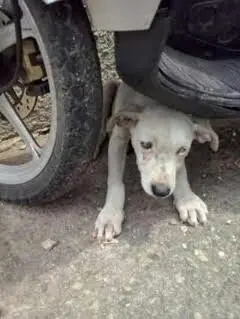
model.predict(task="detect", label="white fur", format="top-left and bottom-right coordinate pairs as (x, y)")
top-left (94, 81), bottom-right (219, 240)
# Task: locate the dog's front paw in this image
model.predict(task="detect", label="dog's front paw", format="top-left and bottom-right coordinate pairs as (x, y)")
top-left (174, 193), bottom-right (208, 226)
top-left (94, 207), bottom-right (125, 241)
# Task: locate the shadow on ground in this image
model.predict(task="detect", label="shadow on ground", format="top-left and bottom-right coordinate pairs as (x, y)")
top-left (0, 125), bottom-right (239, 319)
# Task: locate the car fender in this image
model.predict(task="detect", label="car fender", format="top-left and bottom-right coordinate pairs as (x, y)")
top-left (43, 0), bottom-right (162, 31)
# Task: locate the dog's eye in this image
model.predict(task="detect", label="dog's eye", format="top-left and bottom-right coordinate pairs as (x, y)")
top-left (176, 147), bottom-right (187, 155)
top-left (140, 141), bottom-right (152, 149)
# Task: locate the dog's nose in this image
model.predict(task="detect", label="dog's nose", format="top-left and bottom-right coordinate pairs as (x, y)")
top-left (151, 183), bottom-right (170, 197)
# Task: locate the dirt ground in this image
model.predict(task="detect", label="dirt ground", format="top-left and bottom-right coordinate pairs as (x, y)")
top-left (0, 122), bottom-right (239, 319)
top-left (0, 32), bottom-right (240, 319)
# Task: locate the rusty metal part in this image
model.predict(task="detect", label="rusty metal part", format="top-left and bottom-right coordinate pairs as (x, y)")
top-left (26, 80), bottom-right (49, 96)
top-left (22, 39), bottom-right (46, 84)
top-left (4, 81), bottom-right (37, 118)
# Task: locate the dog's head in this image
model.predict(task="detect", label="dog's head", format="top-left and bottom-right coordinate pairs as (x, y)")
top-left (108, 105), bottom-right (219, 198)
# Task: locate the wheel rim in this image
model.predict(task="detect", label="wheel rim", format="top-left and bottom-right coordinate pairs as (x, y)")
top-left (0, 0), bottom-right (57, 185)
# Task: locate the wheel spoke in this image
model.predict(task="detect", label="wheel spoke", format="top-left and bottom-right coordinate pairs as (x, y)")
top-left (0, 94), bottom-right (41, 159)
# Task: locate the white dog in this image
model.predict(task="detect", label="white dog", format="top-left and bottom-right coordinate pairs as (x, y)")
top-left (94, 80), bottom-right (219, 241)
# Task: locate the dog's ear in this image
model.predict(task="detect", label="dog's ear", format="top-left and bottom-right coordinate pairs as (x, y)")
top-left (107, 104), bottom-right (144, 132)
top-left (193, 120), bottom-right (219, 152)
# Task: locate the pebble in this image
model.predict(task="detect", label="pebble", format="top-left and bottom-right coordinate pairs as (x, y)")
top-left (186, 257), bottom-right (199, 268)
top-left (180, 225), bottom-right (188, 233)
top-left (194, 312), bottom-right (202, 319)
top-left (226, 220), bottom-right (232, 225)
top-left (182, 243), bottom-right (187, 249)
top-left (19, 143), bottom-right (26, 150)
top-left (41, 239), bottom-right (59, 251)
top-left (33, 132), bottom-right (39, 137)
top-left (169, 218), bottom-right (178, 225)
top-left (72, 282), bottom-right (83, 290)
top-left (83, 290), bottom-right (92, 296)
top-left (175, 273), bottom-right (185, 284)
top-left (218, 251), bottom-right (225, 259)
top-left (149, 297), bottom-right (157, 305)
top-left (231, 235), bottom-right (237, 242)
top-left (232, 131), bottom-right (237, 137)
top-left (194, 249), bottom-right (208, 262)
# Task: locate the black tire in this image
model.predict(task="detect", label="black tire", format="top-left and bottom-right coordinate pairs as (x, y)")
top-left (0, 0), bottom-right (102, 203)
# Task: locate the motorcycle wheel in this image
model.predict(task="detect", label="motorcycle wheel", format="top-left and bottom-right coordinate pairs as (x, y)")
top-left (0, 0), bottom-right (102, 203)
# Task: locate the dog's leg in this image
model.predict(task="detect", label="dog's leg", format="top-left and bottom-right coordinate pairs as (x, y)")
top-left (173, 164), bottom-right (208, 226)
top-left (95, 126), bottom-right (129, 241)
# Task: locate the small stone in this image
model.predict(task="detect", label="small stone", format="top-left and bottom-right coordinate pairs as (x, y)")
top-left (218, 251), bottom-right (225, 259)
top-left (194, 312), bottom-right (202, 319)
top-left (41, 239), bottom-right (59, 251)
top-left (202, 193), bottom-right (206, 198)
top-left (182, 243), bottom-right (187, 249)
top-left (231, 235), bottom-right (237, 242)
top-left (232, 131), bottom-right (237, 137)
top-left (211, 226), bottom-right (215, 232)
top-left (186, 257), bottom-right (199, 268)
top-left (149, 297), bottom-right (157, 304)
top-left (202, 173), bottom-right (207, 178)
top-left (180, 225), bottom-right (188, 233)
top-left (226, 220), bottom-right (232, 225)
top-left (72, 282), bottom-right (83, 290)
top-left (19, 143), bottom-right (26, 150)
top-left (169, 218), bottom-right (178, 225)
top-left (33, 132), bottom-right (40, 138)
top-left (175, 273), bottom-right (185, 284)
top-left (212, 267), bottom-right (219, 273)
top-left (123, 286), bottom-right (132, 292)
top-left (194, 249), bottom-right (208, 262)
top-left (194, 249), bottom-right (200, 256)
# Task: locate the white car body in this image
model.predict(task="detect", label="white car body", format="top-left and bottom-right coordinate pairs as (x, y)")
top-left (43, 0), bottom-right (162, 31)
